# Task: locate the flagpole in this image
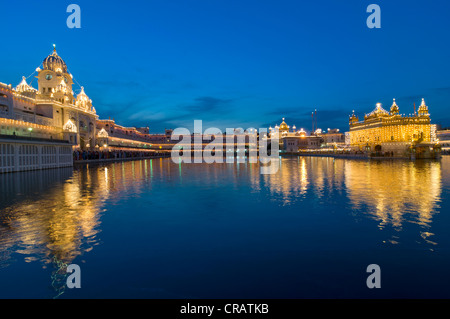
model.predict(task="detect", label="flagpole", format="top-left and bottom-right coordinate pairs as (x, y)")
top-left (314, 109), bottom-right (317, 134)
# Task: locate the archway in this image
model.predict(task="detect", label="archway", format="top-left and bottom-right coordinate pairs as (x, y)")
top-left (80, 136), bottom-right (86, 149)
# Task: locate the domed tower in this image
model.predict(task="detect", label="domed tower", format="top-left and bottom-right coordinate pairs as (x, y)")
top-left (75, 87), bottom-right (93, 111)
top-left (390, 98), bottom-right (400, 115)
top-left (15, 76), bottom-right (37, 98)
top-left (349, 110), bottom-right (359, 126)
top-left (37, 45), bottom-right (74, 104)
top-left (417, 98), bottom-right (429, 117)
top-left (279, 118), bottom-right (289, 136)
top-left (365, 103), bottom-right (389, 120)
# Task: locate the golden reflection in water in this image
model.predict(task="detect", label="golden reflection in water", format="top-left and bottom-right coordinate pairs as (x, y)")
top-left (0, 159), bottom-right (171, 297)
top-left (344, 160), bottom-right (442, 232)
top-left (308, 157), bottom-right (346, 198)
top-left (261, 157), bottom-right (308, 204)
top-left (0, 159), bottom-right (185, 268)
top-left (258, 156), bottom-right (443, 245)
top-left (0, 157), bottom-right (446, 295)
top-left (0, 157), bottom-right (445, 259)
top-left (261, 157), bottom-right (346, 204)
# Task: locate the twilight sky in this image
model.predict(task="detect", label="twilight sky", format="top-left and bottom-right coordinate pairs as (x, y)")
top-left (1, 0), bottom-right (450, 133)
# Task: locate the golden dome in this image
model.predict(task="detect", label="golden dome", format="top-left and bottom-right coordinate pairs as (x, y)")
top-left (365, 103), bottom-right (389, 119)
top-left (390, 98), bottom-right (399, 115)
top-left (417, 98), bottom-right (429, 117)
top-left (279, 118), bottom-right (289, 131)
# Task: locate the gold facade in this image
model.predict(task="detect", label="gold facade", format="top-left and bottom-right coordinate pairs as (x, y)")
top-left (349, 99), bottom-right (433, 153)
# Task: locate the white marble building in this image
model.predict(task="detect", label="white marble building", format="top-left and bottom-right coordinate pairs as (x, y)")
top-left (0, 46), bottom-right (98, 148)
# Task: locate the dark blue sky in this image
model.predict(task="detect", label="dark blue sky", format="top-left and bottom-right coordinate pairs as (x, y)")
top-left (2, 0), bottom-right (450, 133)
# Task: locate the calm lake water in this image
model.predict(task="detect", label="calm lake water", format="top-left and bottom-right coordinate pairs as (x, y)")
top-left (1, 156), bottom-right (449, 298)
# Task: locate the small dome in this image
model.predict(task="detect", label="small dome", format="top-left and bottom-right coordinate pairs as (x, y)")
top-left (77, 86), bottom-right (88, 100)
top-left (279, 118), bottom-right (289, 131)
top-left (390, 98), bottom-right (399, 115)
top-left (15, 76), bottom-right (36, 93)
top-left (417, 98), bottom-right (429, 116)
top-left (349, 110), bottom-right (359, 124)
top-left (419, 98), bottom-right (427, 108)
top-left (366, 103), bottom-right (389, 119)
top-left (296, 128), bottom-right (306, 136)
top-left (43, 46), bottom-right (68, 73)
top-left (76, 86), bottom-right (92, 110)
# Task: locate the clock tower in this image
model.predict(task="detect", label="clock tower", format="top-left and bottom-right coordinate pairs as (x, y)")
top-left (37, 45), bottom-right (74, 104)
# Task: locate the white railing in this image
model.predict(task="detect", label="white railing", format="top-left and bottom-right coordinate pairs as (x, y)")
top-left (0, 141), bottom-right (73, 173)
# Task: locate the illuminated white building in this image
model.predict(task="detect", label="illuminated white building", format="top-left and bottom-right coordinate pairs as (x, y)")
top-left (0, 46), bottom-right (98, 148)
top-left (437, 129), bottom-right (450, 152)
top-left (269, 118), bottom-right (322, 152)
top-left (322, 128), bottom-right (345, 147)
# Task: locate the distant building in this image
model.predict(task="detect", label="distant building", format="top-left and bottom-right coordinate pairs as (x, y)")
top-left (437, 129), bottom-right (450, 153)
top-left (269, 118), bottom-right (323, 152)
top-left (96, 119), bottom-right (166, 150)
top-left (348, 99), bottom-right (440, 158)
top-left (321, 128), bottom-right (345, 148)
top-left (283, 133), bottom-right (322, 152)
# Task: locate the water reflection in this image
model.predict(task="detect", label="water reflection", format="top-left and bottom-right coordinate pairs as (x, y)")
top-left (261, 157), bottom-right (346, 204)
top-left (0, 156), bottom-right (447, 297)
top-left (0, 159), bottom-right (172, 297)
top-left (344, 159), bottom-right (442, 244)
top-left (260, 156), bottom-right (443, 246)
top-left (1, 157), bottom-right (444, 266)
top-left (261, 157), bottom-right (310, 204)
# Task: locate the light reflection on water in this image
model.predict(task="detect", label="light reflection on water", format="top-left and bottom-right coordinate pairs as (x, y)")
top-left (261, 157), bottom-right (444, 247)
top-left (0, 156), bottom-right (449, 298)
top-left (344, 160), bottom-right (442, 232)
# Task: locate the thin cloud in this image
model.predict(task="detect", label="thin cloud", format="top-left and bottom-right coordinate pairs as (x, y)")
top-left (184, 96), bottom-right (233, 113)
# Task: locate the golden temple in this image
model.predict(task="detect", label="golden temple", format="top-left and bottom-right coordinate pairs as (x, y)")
top-left (348, 99), bottom-right (440, 158)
